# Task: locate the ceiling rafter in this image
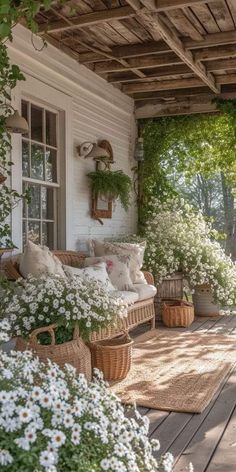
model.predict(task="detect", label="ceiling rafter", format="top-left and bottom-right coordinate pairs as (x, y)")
top-left (38, 6), bottom-right (136, 34)
top-left (125, 0), bottom-right (219, 93)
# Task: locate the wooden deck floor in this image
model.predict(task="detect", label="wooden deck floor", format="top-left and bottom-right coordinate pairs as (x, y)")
top-left (132, 315), bottom-right (236, 472)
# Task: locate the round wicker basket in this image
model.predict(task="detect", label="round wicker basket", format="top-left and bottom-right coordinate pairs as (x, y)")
top-left (88, 331), bottom-right (133, 381)
top-left (16, 324), bottom-right (92, 381)
top-left (162, 299), bottom-right (194, 327)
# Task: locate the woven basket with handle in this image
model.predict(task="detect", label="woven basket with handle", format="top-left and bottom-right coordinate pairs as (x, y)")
top-left (88, 331), bottom-right (133, 381)
top-left (16, 324), bottom-right (92, 381)
top-left (162, 299), bottom-right (194, 328)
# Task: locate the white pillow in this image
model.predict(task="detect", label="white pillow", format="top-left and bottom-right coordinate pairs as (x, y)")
top-left (92, 240), bottom-right (147, 284)
top-left (63, 262), bottom-right (115, 292)
top-left (19, 241), bottom-right (65, 278)
top-left (85, 255), bottom-right (134, 291)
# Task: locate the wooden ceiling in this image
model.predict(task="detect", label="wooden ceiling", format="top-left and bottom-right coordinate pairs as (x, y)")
top-left (36, 0), bottom-right (236, 118)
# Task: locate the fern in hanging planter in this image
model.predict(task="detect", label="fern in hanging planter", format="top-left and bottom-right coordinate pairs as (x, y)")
top-left (87, 170), bottom-right (132, 211)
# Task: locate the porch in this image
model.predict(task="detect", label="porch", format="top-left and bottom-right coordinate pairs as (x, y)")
top-left (135, 315), bottom-right (236, 471)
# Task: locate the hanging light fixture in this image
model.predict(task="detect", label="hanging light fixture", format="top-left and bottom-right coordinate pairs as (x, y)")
top-left (134, 136), bottom-right (144, 162)
top-left (6, 109), bottom-right (29, 134)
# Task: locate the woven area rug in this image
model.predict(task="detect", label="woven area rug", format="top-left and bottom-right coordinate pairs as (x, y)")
top-left (110, 329), bottom-right (236, 413)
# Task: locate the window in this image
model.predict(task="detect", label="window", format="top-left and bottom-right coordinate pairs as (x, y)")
top-left (21, 100), bottom-right (59, 249)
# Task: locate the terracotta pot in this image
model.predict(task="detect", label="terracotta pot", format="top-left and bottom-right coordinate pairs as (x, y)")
top-left (192, 285), bottom-right (220, 316)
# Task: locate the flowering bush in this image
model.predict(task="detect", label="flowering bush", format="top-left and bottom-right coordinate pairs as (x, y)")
top-left (144, 196), bottom-right (236, 306)
top-left (0, 350), bottom-right (174, 471)
top-left (0, 274), bottom-right (127, 343)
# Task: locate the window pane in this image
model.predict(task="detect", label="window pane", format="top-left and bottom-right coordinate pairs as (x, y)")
top-left (22, 140), bottom-right (30, 177)
top-left (28, 221), bottom-right (40, 245)
top-left (31, 143), bottom-right (44, 180)
top-left (31, 105), bottom-right (43, 142)
top-left (42, 222), bottom-right (54, 248)
top-left (28, 185), bottom-right (40, 219)
top-left (45, 148), bottom-right (57, 182)
top-left (21, 101), bottom-right (29, 138)
top-left (42, 187), bottom-right (54, 220)
top-left (46, 111), bottom-right (57, 147)
top-left (22, 221), bottom-right (27, 246)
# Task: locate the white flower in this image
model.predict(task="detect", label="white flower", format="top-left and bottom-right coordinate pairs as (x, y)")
top-left (51, 430), bottom-right (66, 448)
top-left (39, 450), bottom-right (56, 468)
top-left (0, 450), bottom-right (13, 466)
top-left (18, 407), bottom-right (32, 423)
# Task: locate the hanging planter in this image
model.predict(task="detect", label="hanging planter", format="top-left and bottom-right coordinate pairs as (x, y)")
top-left (87, 169), bottom-right (132, 211)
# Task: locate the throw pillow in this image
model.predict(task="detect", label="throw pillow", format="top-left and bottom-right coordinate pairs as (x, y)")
top-left (19, 241), bottom-right (65, 278)
top-left (63, 262), bottom-right (115, 292)
top-left (92, 240), bottom-right (147, 284)
top-left (85, 254), bottom-right (134, 291)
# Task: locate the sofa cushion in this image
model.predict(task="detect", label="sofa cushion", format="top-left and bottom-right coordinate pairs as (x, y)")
top-left (113, 290), bottom-right (139, 305)
top-left (63, 262), bottom-right (115, 292)
top-left (19, 241), bottom-right (65, 278)
top-left (133, 284), bottom-right (157, 301)
top-left (85, 255), bottom-right (134, 292)
top-left (92, 240), bottom-right (147, 285)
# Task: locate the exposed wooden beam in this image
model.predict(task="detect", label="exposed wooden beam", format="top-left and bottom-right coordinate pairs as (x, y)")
top-left (207, 58), bottom-right (236, 72)
top-left (107, 64), bottom-right (191, 83)
top-left (94, 53), bottom-right (182, 73)
top-left (135, 96), bottom-right (217, 118)
top-left (123, 77), bottom-right (203, 93)
top-left (155, 0), bottom-right (209, 12)
top-left (132, 6), bottom-right (219, 93)
top-left (132, 84), bottom-right (236, 101)
top-left (184, 30), bottom-right (236, 49)
top-left (135, 88), bottom-right (236, 118)
top-left (217, 74), bottom-right (236, 85)
top-left (39, 6), bottom-right (135, 34)
top-left (195, 44), bottom-right (236, 62)
top-left (79, 31), bottom-right (236, 64)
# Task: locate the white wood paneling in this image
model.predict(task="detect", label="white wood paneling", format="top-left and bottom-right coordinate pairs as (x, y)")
top-left (7, 25), bottom-right (136, 252)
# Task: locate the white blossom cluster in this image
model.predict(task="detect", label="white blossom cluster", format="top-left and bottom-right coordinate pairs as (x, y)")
top-left (0, 274), bottom-right (128, 343)
top-left (0, 350), bottom-right (174, 471)
top-left (144, 196), bottom-right (236, 306)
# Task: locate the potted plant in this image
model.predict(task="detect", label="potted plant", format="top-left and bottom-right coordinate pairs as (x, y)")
top-left (0, 349), bottom-right (172, 471)
top-left (143, 196), bottom-right (236, 313)
top-left (87, 169), bottom-right (132, 211)
top-left (0, 274), bottom-right (127, 374)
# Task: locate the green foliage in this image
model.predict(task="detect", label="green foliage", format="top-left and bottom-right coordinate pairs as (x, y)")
top-left (140, 111), bottom-right (236, 231)
top-left (87, 169), bottom-right (132, 211)
top-left (0, 0), bottom-right (55, 247)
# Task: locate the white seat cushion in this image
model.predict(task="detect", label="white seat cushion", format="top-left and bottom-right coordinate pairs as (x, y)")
top-left (19, 241), bottom-right (65, 278)
top-left (63, 262), bottom-right (115, 292)
top-left (133, 284), bottom-right (157, 301)
top-left (113, 290), bottom-right (139, 305)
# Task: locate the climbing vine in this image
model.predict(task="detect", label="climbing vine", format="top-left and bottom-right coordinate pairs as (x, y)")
top-left (0, 0), bottom-right (56, 247)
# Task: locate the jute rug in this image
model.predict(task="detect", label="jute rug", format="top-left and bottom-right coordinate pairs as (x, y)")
top-left (110, 329), bottom-right (236, 413)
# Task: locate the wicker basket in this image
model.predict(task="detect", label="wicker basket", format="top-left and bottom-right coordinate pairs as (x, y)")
top-left (162, 299), bottom-right (194, 327)
top-left (16, 324), bottom-right (92, 381)
top-left (88, 331), bottom-right (133, 381)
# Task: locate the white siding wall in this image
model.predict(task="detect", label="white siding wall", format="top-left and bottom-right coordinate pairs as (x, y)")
top-left (8, 25), bottom-right (137, 253)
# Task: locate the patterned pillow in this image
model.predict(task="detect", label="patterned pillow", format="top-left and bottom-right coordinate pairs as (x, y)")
top-left (63, 262), bottom-right (115, 292)
top-left (92, 240), bottom-right (147, 284)
top-left (84, 255), bottom-right (134, 291)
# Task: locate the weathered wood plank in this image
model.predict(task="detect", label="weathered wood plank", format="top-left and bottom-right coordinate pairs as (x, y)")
top-left (155, 0), bottom-right (209, 11)
top-left (94, 53), bottom-right (182, 73)
top-left (151, 412), bottom-right (193, 458)
top-left (132, 8), bottom-right (219, 92)
top-left (170, 366), bottom-right (235, 466)
top-left (195, 44), bottom-right (236, 61)
top-left (208, 1), bottom-right (234, 32)
top-left (39, 6), bottom-right (136, 33)
top-left (123, 77), bottom-right (204, 93)
top-left (166, 8), bottom-right (203, 40)
top-left (174, 369), bottom-right (236, 472)
top-left (207, 404), bottom-right (236, 471)
top-left (191, 3), bottom-right (221, 33)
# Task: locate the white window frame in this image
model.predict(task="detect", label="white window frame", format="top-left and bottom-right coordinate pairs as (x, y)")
top-left (11, 74), bottom-right (73, 252)
top-left (22, 98), bottom-right (60, 248)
